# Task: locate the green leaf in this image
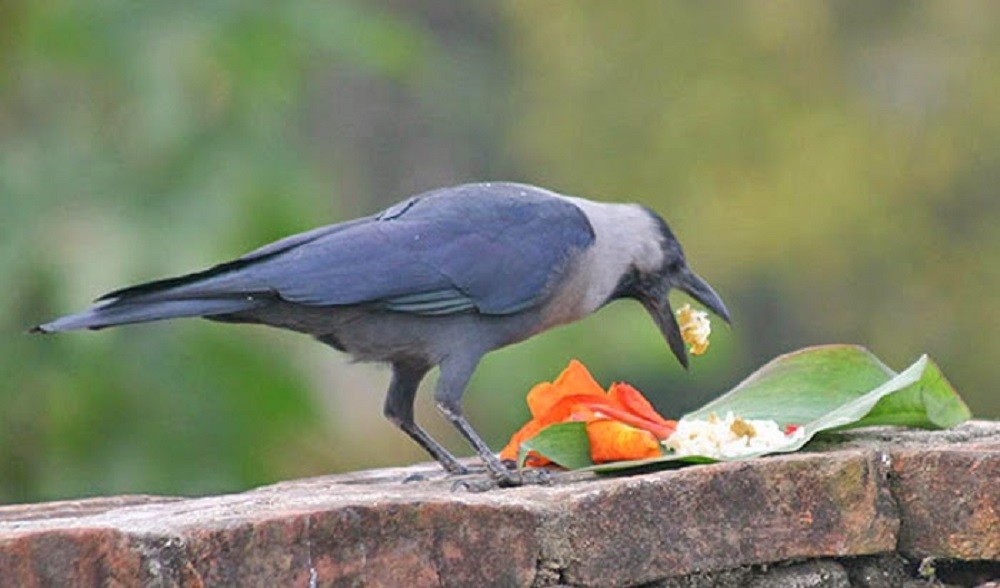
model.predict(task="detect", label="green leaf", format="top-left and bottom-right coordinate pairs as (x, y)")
top-left (684, 345), bottom-right (895, 427)
top-left (585, 345), bottom-right (970, 474)
top-left (518, 422), bottom-right (593, 470)
top-left (850, 357), bottom-right (969, 429)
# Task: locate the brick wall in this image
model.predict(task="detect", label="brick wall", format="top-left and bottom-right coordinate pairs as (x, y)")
top-left (0, 422), bottom-right (997, 587)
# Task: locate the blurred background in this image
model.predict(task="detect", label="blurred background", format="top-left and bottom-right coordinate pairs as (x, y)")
top-left (2, 1), bottom-right (997, 503)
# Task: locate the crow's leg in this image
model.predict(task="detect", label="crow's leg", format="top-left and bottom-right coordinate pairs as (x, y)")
top-left (434, 354), bottom-right (524, 487)
top-left (384, 361), bottom-right (469, 475)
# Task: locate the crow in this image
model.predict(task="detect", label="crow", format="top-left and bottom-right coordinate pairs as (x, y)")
top-left (33, 182), bottom-right (730, 486)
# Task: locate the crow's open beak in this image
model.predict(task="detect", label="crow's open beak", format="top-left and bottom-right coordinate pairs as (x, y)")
top-left (676, 268), bottom-right (730, 325)
top-left (644, 269), bottom-right (730, 369)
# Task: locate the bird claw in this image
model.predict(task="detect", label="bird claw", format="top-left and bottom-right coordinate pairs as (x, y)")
top-left (450, 477), bottom-right (496, 493)
top-left (401, 472), bottom-right (429, 484)
top-left (449, 467), bottom-right (553, 493)
top-left (519, 468), bottom-right (554, 486)
top-left (443, 463), bottom-right (472, 476)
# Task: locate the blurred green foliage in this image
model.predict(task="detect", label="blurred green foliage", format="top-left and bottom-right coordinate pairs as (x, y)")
top-left (2, 1), bottom-right (996, 503)
top-left (501, 1), bottom-right (999, 421)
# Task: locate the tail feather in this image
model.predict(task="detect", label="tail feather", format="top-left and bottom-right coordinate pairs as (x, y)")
top-left (31, 296), bottom-right (264, 333)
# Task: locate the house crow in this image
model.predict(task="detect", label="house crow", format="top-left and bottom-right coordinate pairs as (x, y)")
top-left (33, 182), bottom-right (730, 485)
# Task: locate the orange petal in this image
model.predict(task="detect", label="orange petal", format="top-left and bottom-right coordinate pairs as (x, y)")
top-left (608, 382), bottom-right (677, 432)
top-left (499, 418), bottom-right (546, 462)
top-left (586, 404), bottom-right (677, 440)
top-left (554, 359), bottom-right (606, 395)
top-left (586, 420), bottom-right (663, 463)
top-left (538, 394), bottom-right (620, 426)
top-left (537, 394), bottom-right (676, 438)
top-left (527, 359), bottom-right (605, 417)
top-left (524, 382), bottom-right (555, 418)
top-left (567, 404), bottom-right (599, 422)
top-left (522, 453), bottom-right (552, 468)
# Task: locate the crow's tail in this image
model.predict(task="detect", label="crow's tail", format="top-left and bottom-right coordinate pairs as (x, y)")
top-left (30, 295), bottom-right (265, 333)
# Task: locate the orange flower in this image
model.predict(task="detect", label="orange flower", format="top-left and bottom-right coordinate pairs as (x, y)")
top-left (500, 360), bottom-right (677, 466)
top-left (586, 420), bottom-right (663, 462)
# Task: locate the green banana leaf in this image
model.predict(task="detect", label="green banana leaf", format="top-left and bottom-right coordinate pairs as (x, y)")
top-left (517, 345), bottom-right (971, 473)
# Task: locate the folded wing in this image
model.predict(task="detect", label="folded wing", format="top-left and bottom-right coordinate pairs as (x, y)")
top-left (36, 183), bottom-right (596, 332)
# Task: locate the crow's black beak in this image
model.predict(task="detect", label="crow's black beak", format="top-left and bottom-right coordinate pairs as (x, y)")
top-left (675, 268), bottom-right (731, 325)
top-left (642, 268), bottom-right (730, 369)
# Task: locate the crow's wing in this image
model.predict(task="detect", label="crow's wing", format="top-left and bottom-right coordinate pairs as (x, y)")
top-left (103, 183), bottom-right (596, 316)
top-left (256, 184), bottom-right (596, 314)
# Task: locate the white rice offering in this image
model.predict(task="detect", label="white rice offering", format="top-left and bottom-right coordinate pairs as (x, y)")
top-left (676, 304), bottom-right (711, 355)
top-left (665, 412), bottom-right (806, 459)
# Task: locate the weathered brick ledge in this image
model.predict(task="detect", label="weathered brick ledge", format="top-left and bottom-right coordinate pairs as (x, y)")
top-left (1, 422), bottom-right (997, 587)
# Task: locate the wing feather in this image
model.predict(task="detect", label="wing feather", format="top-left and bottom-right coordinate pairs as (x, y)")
top-left (257, 183), bottom-right (595, 314)
top-left (99, 183), bottom-right (595, 317)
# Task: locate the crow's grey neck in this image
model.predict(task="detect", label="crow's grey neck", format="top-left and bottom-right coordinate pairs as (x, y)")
top-left (548, 193), bottom-right (665, 318)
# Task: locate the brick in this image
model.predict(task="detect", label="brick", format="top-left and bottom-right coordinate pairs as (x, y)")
top-left (537, 451), bottom-right (897, 586)
top-left (891, 443), bottom-right (1000, 560)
